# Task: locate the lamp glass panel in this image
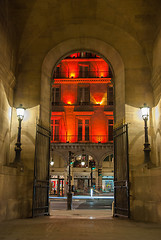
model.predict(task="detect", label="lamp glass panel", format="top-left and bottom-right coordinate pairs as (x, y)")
top-left (50, 161), bottom-right (54, 166)
top-left (81, 161), bottom-right (85, 166)
top-left (16, 108), bottom-right (25, 119)
top-left (141, 107), bottom-right (149, 119)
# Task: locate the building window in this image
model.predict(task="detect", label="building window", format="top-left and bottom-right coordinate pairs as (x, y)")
top-left (103, 154), bottom-right (113, 162)
top-left (51, 119), bottom-right (60, 141)
top-left (107, 86), bottom-right (113, 105)
top-left (78, 85), bottom-right (90, 105)
top-left (108, 119), bottom-right (113, 141)
top-left (54, 66), bottom-right (60, 78)
top-left (51, 120), bottom-right (53, 141)
top-left (78, 119), bottom-right (90, 142)
top-left (52, 87), bottom-right (60, 105)
top-left (79, 65), bottom-right (89, 78)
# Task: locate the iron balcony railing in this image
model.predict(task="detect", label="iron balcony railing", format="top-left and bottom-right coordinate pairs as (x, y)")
top-left (53, 70), bottom-right (112, 79)
top-left (51, 135), bottom-right (113, 143)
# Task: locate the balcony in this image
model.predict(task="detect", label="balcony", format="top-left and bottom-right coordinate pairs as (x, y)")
top-left (51, 135), bottom-right (113, 144)
top-left (53, 70), bottom-right (112, 79)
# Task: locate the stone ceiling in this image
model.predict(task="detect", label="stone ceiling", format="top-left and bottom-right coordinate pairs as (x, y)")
top-left (9, 0), bottom-right (161, 65)
top-left (5, 0), bottom-right (161, 107)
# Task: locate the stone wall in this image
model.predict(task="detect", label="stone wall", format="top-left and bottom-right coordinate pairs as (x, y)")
top-left (125, 28), bottom-right (161, 223)
top-left (0, 1), bottom-right (37, 221)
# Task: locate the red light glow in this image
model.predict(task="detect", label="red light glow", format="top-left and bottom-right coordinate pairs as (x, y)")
top-left (63, 96), bottom-right (75, 105)
top-left (92, 93), bottom-right (105, 105)
top-left (70, 73), bottom-right (75, 78)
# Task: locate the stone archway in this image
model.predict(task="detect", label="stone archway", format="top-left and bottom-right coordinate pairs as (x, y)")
top-left (39, 37), bottom-right (125, 213)
top-left (40, 38), bottom-right (125, 129)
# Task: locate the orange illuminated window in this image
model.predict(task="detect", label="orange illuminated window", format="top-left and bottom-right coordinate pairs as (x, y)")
top-left (108, 119), bottom-right (113, 141)
top-left (78, 85), bottom-right (90, 105)
top-left (78, 119), bottom-right (90, 142)
top-left (107, 86), bottom-right (113, 106)
top-left (52, 87), bottom-right (60, 106)
top-left (79, 65), bottom-right (89, 78)
top-left (54, 66), bottom-right (60, 78)
top-left (51, 119), bottom-right (60, 141)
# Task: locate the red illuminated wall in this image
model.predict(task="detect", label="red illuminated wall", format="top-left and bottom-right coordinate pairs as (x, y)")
top-left (51, 52), bottom-right (113, 143)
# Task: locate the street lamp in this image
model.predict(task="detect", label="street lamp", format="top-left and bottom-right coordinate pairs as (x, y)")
top-left (140, 103), bottom-right (151, 163)
top-left (14, 104), bottom-right (25, 166)
top-left (50, 159), bottom-right (54, 166)
top-left (50, 147), bottom-right (54, 166)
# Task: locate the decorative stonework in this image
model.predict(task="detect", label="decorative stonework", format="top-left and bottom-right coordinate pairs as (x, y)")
top-left (51, 142), bottom-right (113, 165)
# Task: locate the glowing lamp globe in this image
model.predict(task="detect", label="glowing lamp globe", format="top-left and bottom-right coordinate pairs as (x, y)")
top-left (141, 103), bottom-right (150, 120)
top-left (16, 104), bottom-right (25, 120)
top-left (81, 161), bottom-right (85, 166)
top-left (50, 160), bottom-right (54, 166)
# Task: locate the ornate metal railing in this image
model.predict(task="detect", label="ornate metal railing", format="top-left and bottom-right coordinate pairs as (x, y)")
top-left (51, 135), bottom-right (113, 143)
top-left (53, 71), bottom-right (112, 79)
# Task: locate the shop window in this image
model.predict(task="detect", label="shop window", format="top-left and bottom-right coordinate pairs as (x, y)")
top-left (107, 86), bottom-right (113, 105)
top-left (78, 85), bottom-right (90, 105)
top-left (108, 119), bottom-right (113, 141)
top-left (78, 119), bottom-right (90, 142)
top-left (52, 87), bottom-right (60, 105)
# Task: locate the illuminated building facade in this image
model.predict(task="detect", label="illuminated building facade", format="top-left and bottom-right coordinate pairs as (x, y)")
top-left (50, 52), bottom-right (114, 196)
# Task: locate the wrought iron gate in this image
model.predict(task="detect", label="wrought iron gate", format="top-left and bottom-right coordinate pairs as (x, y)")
top-left (114, 123), bottom-right (130, 218)
top-left (32, 124), bottom-right (50, 217)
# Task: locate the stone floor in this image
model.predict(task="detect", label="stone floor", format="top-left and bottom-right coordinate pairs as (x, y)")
top-left (0, 210), bottom-right (161, 240)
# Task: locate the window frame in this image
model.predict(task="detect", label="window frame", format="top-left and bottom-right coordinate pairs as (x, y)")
top-left (76, 117), bottom-right (91, 142)
top-left (108, 118), bottom-right (114, 141)
top-left (77, 84), bottom-right (90, 105)
top-left (107, 85), bottom-right (114, 106)
top-left (51, 117), bottom-right (61, 142)
top-left (52, 85), bottom-right (61, 106)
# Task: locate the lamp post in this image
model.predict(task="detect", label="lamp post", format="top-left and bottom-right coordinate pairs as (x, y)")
top-left (67, 151), bottom-right (73, 210)
top-left (14, 104), bottom-right (25, 166)
top-left (50, 147), bottom-right (54, 166)
top-left (140, 103), bottom-right (151, 163)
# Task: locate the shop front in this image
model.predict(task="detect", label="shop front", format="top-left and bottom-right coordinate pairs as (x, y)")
top-left (102, 176), bottom-right (114, 193)
top-left (49, 175), bottom-right (64, 196)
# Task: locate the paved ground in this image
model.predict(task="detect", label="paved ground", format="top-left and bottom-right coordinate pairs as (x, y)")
top-left (1, 210), bottom-right (161, 240)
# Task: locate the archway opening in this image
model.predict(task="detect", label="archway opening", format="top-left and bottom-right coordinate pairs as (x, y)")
top-left (49, 51), bottom-right (114, 212)
top-left (37, 38), bottom-right (126, 218)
